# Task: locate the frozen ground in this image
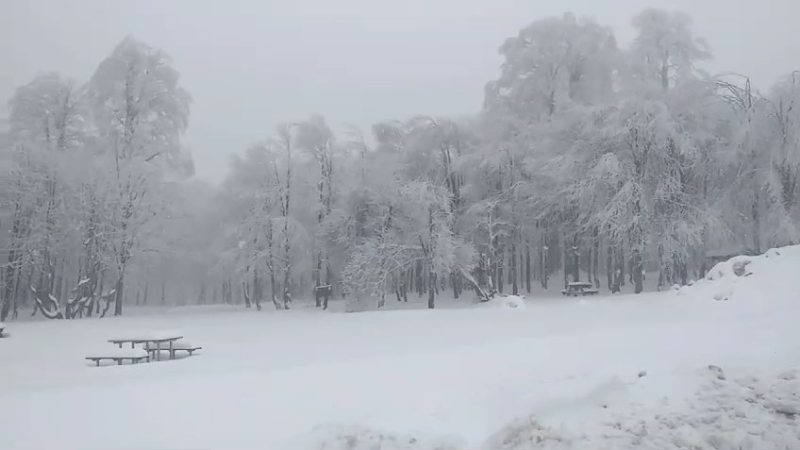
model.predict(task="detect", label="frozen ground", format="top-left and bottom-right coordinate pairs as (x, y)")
top-left (1, 248), bottom-right (799, 449)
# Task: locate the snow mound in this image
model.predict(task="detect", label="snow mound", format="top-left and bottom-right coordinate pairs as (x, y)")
top-left (479, 295), bottom-right (526, 309)
top-left (676, 245), bottom-right (797, 303)
top-left (486, 366), bottom-right (800, 450)
top-left (300, 424), bottom-right (466, 450)
top-left (301, 367), bottom-right (800, 450)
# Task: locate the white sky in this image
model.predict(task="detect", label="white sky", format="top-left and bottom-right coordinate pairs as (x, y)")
top-left (1, 0), bottom-right (797, 183)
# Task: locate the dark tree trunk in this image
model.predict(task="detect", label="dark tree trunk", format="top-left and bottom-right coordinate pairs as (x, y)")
top-left (497, 258), bottom-right (504, 294)
top-left (269, 270), bottom-right (277, 307)
top-left (402, 270), bottom-right (408, 302)
top-left (525, 239), bottom-right (531, 293)
top-left (539, 234), bottom-right (550, 290)
top-left (632, 249), bottom-right (644, 294)
top-left (395, 274), bottom-right (402, 302)
top-left (676, 257), bottom-right (688, 286)
top-left (315, 250), bottom-right (323, 307)
top-left (563, 238), bottom-right (569, 289)
top-left (113, 274), bottom-right (124, 316)
top-left (415, 260), bottom-right (424, 297)
top-left (427, 270), bottom-right (435, 309)
top-left (511, 241), bottom-right (518, 295)
top-left (606, 243), bottom-right (613, 291)
top-left (253, 267), bottom-right (261, 310)
top-left (0, 263), bottom-right (16, 322)
top-left (242, 281), bottom-right (251, 308)
top-left (587, 242), bottom-right (593, 285)
top-left (592, 228), bottom-right (600, 288)
top-left (451, 273), bottom-right (460, 299)
top-left (571, 239), bottom-right (580, 283)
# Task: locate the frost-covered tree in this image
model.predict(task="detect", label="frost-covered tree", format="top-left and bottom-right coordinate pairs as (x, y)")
top-left (628, 9), bottom-right (712, 92)
top-left (87, 36), bottom-right (191, 315)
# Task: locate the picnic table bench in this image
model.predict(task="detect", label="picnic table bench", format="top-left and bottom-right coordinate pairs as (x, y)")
top-left (561, 282), bottom-right (600, 297)
top-left (85, 348), bottom-right (150, 366)
top-left (145, 341), bottom-right (202, 359)
top-left (108, 333), bottom-right (184, 361)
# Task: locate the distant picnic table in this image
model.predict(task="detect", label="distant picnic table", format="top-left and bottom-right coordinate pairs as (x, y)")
top-left (561, 282), bottom-right (600, 297)
top-left (108, 333), bottom-right (184, 361)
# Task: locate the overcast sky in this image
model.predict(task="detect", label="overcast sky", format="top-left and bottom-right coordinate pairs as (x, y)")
top-left (1, 0), bottom-right (797, 183)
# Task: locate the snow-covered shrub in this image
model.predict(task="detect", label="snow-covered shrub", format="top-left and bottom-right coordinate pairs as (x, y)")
top-left (479, 295), bottom-right (527, 309)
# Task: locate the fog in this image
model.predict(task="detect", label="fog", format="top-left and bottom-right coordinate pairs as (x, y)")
top-left (4, 3), bottom-right (800, 447)
top-left (1, 0), bottom-right (797, 182)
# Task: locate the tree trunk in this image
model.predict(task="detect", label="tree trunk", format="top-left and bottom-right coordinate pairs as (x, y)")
top-left (113, 273), bottom-right (124, 316)
top-left (427, 269), bottom-right (435, 309)
top-left (242, 280), bottom-right (251, 308)
top-left (571, 239), bottom-right (580, 282)
top-left (541, 234), bottom-right (549, 290)
top-left (402, 270), bottom-right (409, 302)
top-left (511, 241), bottom-right (518, 295)
top-left (415, 260), bottom-right (423, 297)
top-left (395, 275), bottom-right (402, 302)
top-left (587, 243), bottom-right (593, 284)
top-left (525, 240), bottom-right (531, 293)
top-left (253, 267), bottom-right (261, 310)
top-left (606, 243), bottom-right (614, 292)
top-left (632, 249), bottom-right (644, 294)
top-left (592, 228), bottom-right (600, 288)
top-left (0, 263), bottom-right (16, 322)
top-left (676, 257), bottom-right (688, 286)
top-left (563, 239), bottom-right (569, 289)
top-left (315, 250), bottom-right (323, 307)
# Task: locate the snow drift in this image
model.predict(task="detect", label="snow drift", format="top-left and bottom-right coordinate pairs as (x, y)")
top-left (677, 246), bottom-right (789, 303)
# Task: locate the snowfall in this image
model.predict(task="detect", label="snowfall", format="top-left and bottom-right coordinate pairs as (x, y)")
top-left (1, 248), bottom-right (799, 450)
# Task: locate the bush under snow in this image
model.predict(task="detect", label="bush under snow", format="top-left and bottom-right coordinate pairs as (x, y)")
top-left (478, 295), bottom-right (527, 309)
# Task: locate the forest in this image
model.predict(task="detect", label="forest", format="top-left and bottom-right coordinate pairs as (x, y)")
top-left (1, 7), bottom-right (798, 321)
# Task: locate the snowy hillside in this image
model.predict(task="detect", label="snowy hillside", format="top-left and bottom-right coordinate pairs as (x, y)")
top-left (1, 247), bottom-right (799, 449)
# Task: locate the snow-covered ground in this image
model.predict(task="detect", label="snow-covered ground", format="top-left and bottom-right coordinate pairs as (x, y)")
top-left (1, 248), bottom-right (799, 449)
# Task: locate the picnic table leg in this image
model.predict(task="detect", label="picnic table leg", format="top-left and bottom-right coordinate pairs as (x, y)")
top-left (169, 340), bottom-right (175, 360)
top-left (96, 360), bottom-right (100, 367)
top-left (117, 359), bottom-right (122, 366)
top-left (117, 343), bottom-right (122, 349)
top-left (131, 342), bottom-right (135, 349)
top-left (156, 342), bottom-right (161, 361)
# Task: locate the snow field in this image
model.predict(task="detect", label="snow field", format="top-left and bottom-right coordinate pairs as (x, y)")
top-left (0, 247), bottom-right (799, 449)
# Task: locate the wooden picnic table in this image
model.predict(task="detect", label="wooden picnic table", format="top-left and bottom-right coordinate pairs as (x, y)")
top-left (108, 335), bottom-right (184, 361)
